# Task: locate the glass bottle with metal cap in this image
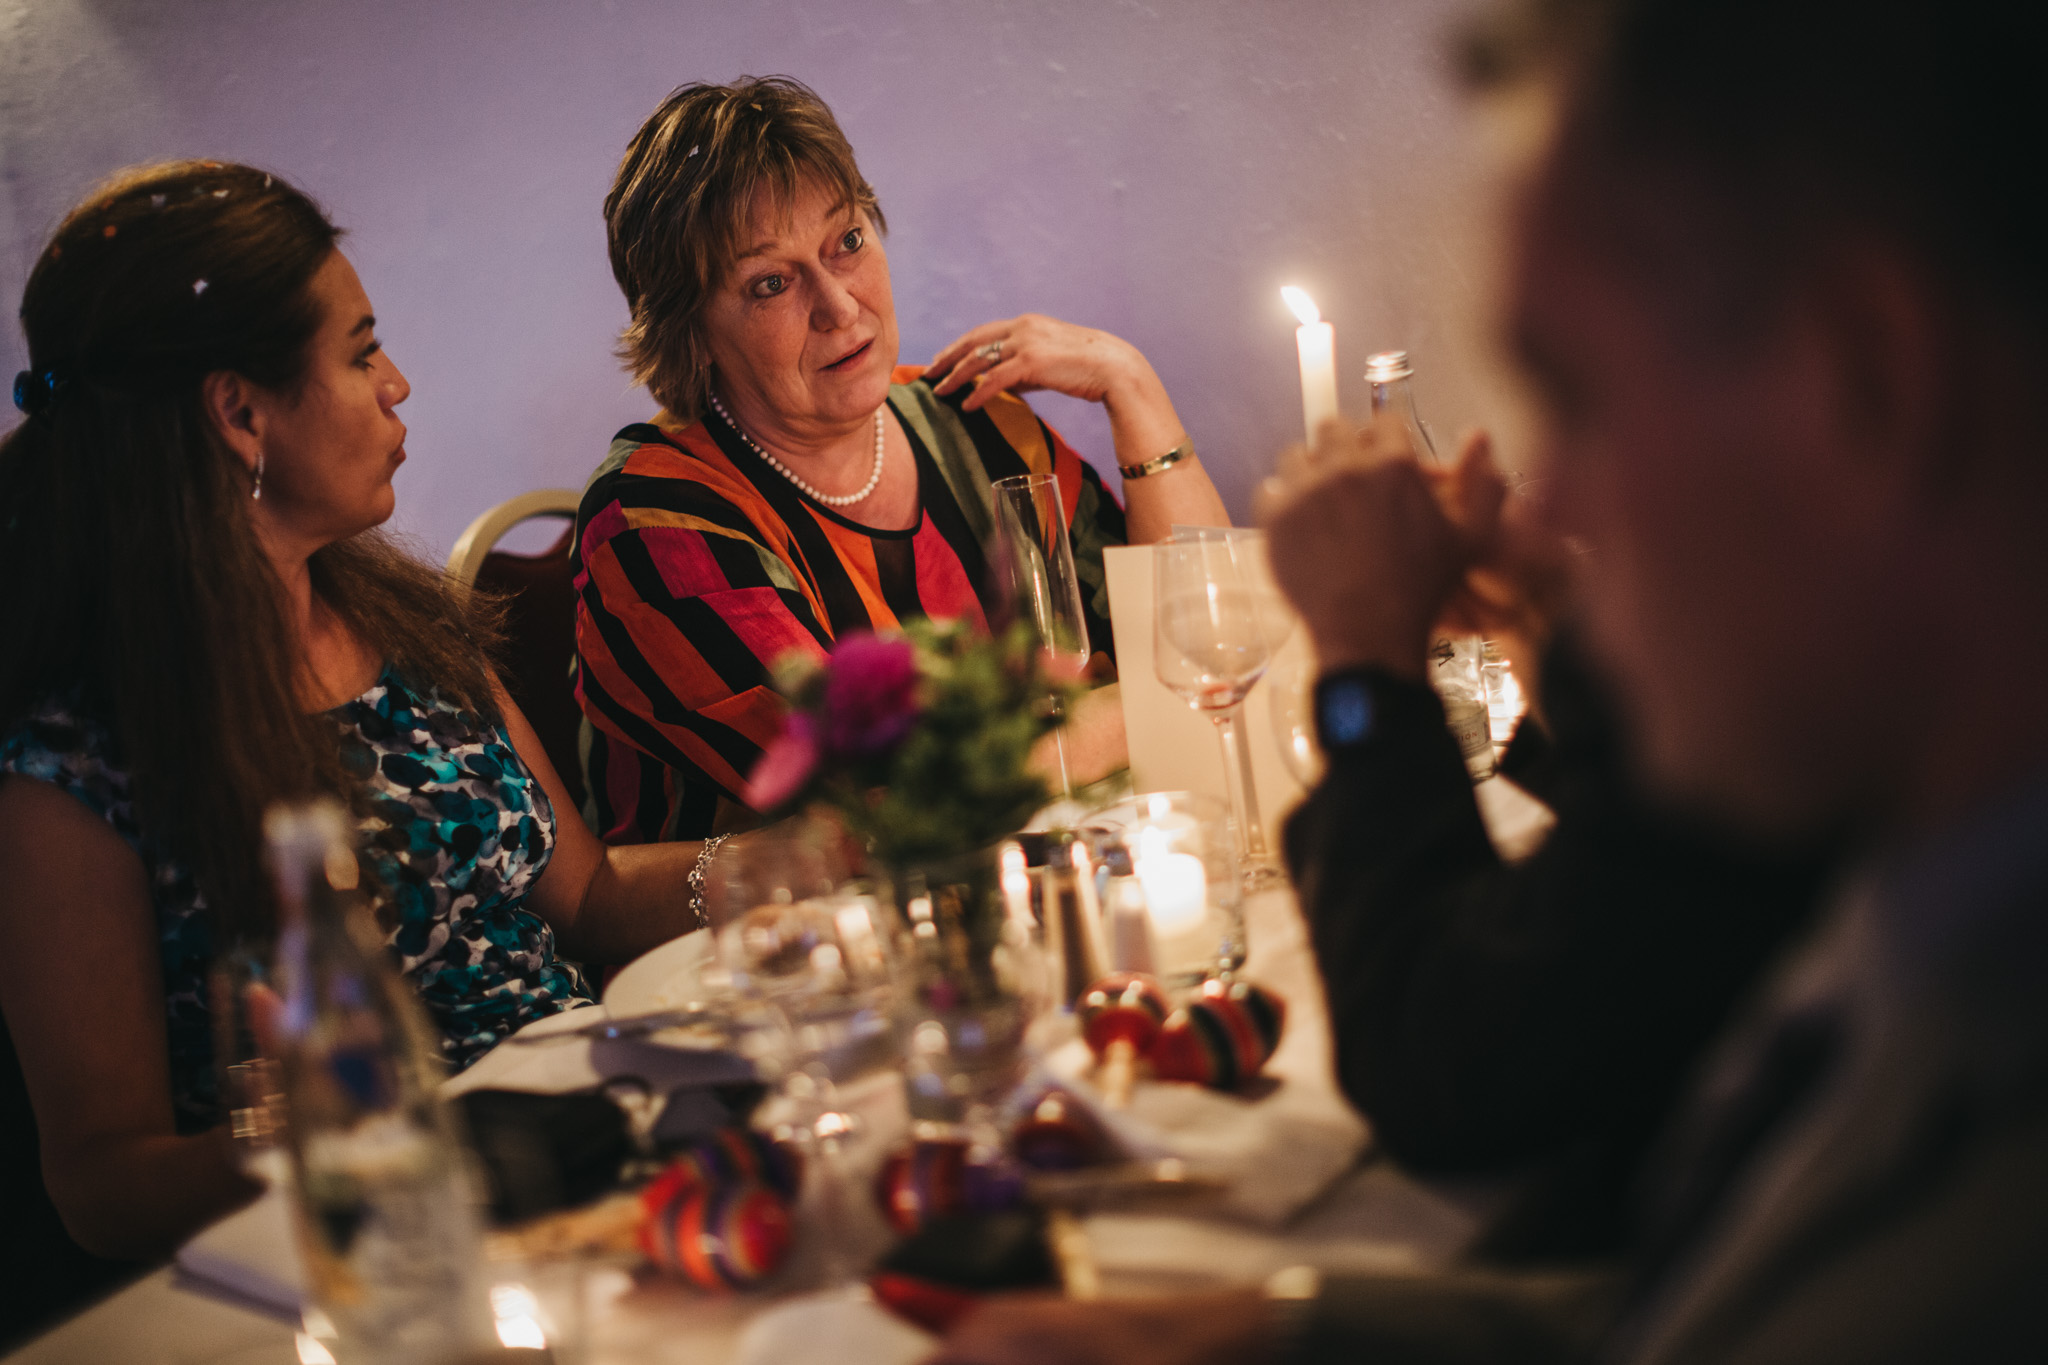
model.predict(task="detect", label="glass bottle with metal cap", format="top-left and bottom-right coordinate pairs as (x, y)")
top-left (1364, 350), bottom-right (1440, 462)
top-left (266, 798), bottom-right (504, 1364)
top-left (1364, 350), bottom-right (1496, 780)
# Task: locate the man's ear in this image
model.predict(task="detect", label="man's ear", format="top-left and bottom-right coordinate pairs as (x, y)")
top-left (1802, 236), bottom-right (1956, 499)
top-left (200, 370), bottom-right (264, 475)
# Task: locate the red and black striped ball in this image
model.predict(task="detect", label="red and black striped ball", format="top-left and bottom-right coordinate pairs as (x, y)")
top-left (664, 1127), bottom-right (804, 1202)
top-left (1078, 972), bottom-right (1168, 1058)
top-left (1150, 978), bottom-right (1285, 1089)
top-left (874, 1136), bottom-right (1025, 1235)
top-left (640, 1176), bottom-right (793, 1290)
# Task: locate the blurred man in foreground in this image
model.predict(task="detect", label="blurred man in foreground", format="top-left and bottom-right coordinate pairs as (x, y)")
top-left (932, 0), bottom-right (2048, 1360)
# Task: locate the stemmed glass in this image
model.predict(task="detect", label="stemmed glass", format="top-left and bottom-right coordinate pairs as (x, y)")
top-left (990, 472), bottom-right (1092, 800)
top-left (1153, 535), bottom-right (1290, 890)
top-left (1267, 647), bottom-right (1325, 789)
top-left (702, 820), bottom-right (897, 1283)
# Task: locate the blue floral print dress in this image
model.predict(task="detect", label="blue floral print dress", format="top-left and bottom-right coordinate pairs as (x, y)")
top-left (0, 667), bottom-right (594, 1125)
top-left (337, 666), bottom-right (592, 1066)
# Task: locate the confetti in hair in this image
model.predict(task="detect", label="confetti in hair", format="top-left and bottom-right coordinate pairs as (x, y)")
top-left (212, 188), bottom-right (229, 199)
top-left (103, 224), bottom-right (117, 238)
top-left (151, 194), bottom-right (167, 209)
top-left (193, 279), bottom-right (209, 296)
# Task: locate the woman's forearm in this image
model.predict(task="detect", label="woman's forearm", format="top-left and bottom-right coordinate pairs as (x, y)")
top-left (553, 841), bottom-right (708, 964)
top-left (1103, 365), bottom-right (1230, 542)
top-left (1030, 683), bottom-right (1129, 790)
top-left (48, 1126), bottom-right (259, 1262)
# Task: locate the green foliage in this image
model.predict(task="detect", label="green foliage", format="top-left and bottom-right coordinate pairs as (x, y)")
top-left (766, 620), bottom-right (1080, 865)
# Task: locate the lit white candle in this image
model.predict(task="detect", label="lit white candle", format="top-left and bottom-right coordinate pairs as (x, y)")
top-left (1134, 826), bottom-right (1208, 937)
top-left (1282, 286), bottom-right (1338, 442)
top-left (1001, 841), bottom-right (1033, 926)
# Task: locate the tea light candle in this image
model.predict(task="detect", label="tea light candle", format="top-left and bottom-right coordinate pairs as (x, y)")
top-left (1106, 878), bottom-right (1158, 974)
top-left (1282, 286), bottom-right (1338, 442)
top-left (1134, 826), bottom-right (1208, 937)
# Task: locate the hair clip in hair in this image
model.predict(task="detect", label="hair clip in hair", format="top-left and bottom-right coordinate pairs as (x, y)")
top-left (12, 368), bottom-right (65, 417)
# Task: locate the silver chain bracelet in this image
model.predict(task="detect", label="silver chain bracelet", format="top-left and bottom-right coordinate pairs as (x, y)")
top-left (687, 833), bottom-right (733, 930)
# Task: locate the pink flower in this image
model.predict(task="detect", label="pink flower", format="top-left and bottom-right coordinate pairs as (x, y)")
top-left (822, 632), bottom-right (921, 759)
top-left (745, 713), bottom-right (820, 811)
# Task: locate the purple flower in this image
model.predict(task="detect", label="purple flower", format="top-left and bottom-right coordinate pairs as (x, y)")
top-left (745, 713), bottom-right (820, 811)
top-left (823, 631), bottom-right (921, 760)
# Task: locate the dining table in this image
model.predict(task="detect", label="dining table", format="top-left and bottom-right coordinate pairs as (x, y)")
top-left (4, 855), bottom-right (1536, 1365)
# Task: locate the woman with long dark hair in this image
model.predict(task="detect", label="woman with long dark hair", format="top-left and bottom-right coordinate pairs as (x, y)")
top-left (0, 161), bottom-right (717, 1339)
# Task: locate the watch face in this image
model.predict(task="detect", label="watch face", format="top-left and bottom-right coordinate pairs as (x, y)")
top-left (1319, 678), bottom-right (1374, 746)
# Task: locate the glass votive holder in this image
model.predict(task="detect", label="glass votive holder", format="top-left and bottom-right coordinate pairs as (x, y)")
top-left (1081, 791), bottom-right (1245, 986)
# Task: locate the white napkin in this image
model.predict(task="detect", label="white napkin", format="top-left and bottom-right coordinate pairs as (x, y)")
top-left (443, 1004), bottom-right (759, 1098)
top-left (172, 1155), bottom-right (306, 1321)
top-left (730, 1287), bottom-right (933, 1365)
top-left (1039, 1038), bottom-right (1366, 1227)
top-left (1035, 887), bottom-right (1371, 1226)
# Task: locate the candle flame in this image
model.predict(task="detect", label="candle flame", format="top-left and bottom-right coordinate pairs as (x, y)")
top-left (1281, 285), bottom-right (1321, 327)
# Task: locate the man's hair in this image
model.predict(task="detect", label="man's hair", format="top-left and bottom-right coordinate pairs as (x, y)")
top-left (1466, 0), bottom-right (2048, 342)
top-left (604, 76), bottom-right (885, 422)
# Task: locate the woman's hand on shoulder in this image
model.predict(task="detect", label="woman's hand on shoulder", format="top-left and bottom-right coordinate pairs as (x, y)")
top-left (929, 313), bottom-right (1225, 541)
top-left (929, 315), bottom-right (1160, 413)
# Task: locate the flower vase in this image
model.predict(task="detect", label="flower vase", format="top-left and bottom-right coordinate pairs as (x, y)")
top-left (887, 843), bottom-right (1046, 1125)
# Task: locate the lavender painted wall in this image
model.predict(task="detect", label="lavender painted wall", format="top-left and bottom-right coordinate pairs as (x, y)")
top-left (1, 0), bottom-right (1513, 560)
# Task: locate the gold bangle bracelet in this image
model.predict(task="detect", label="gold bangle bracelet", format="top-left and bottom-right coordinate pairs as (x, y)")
top-left (1119, 438), bottom-right (1192, 480)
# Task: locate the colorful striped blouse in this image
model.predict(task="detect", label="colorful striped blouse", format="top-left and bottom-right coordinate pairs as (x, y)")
top-left (572, 367), bottom-right (1127, 845)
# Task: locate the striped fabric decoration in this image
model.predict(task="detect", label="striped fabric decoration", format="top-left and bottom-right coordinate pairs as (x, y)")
top-left (572, 368), bottom-right (1126, 845)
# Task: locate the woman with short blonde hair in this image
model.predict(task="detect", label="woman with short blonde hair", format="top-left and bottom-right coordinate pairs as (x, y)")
top-left (576, 76), bottom-right (1230, 846)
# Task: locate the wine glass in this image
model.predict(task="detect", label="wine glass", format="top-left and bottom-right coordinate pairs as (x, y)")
top-left (1153, 535), bottom-right (1289, 889)
top-left (703, 820), bottom-right (897, 1283)
top-left (990, 472), bottom-right (1092, 800)
top-left (1266, 646), bottom-right (1325, 789)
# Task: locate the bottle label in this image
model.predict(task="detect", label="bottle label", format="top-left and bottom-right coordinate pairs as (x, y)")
top-left (1443, 697), bottom-right (1497, 780)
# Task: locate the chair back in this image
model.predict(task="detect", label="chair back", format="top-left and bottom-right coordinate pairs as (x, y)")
top-left (447, 490), bottom-right (586, 815)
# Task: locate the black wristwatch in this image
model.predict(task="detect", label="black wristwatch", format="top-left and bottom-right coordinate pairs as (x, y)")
top-left (1313, 668), bottom-right (1439, 753)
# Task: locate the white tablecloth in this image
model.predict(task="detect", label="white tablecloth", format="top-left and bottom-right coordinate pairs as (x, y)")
top-left (7, 885), bottom-right (1498, 1365)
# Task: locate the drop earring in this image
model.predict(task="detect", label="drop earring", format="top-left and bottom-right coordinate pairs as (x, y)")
top-left (252, 453), bottom-right (264, 501)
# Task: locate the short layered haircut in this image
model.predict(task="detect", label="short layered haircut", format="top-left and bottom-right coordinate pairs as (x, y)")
top-left (605, 76), bottom-right (886, 422)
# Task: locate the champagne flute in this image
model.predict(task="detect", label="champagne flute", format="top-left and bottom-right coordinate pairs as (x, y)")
top-left (990, 472), bottom-right (1092, 799)
top-left (1153, 536), bottom-right (1288, 890)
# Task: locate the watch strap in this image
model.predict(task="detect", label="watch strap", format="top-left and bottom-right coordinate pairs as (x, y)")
top-left (1313, 668), bottom-right (1443, 753)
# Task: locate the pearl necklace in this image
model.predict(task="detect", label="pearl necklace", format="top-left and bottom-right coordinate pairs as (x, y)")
top-left (706, 392), bottom-right (886, 508)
